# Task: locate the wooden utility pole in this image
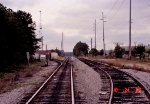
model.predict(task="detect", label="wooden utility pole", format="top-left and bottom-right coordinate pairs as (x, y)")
top-left (129, 0), bottom-right (132, 59)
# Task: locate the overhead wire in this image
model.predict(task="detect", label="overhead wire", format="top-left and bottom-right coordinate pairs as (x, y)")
top-left (105, 0), bottom-right (119, 17)
top-left (145, 0), bottom-right (150, 6)
top-left (134, 0), bottom-right (150, 21)
top-left (109, 0), bottom-right (126, 20)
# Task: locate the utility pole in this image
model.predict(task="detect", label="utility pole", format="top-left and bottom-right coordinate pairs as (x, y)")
top-left (94, 19), bottom-right (97, 49)
top-left (41, 36), bottom-right (44, 51)
top-left (39, 10), bottom-right (43, 50)
top-left (91, 38), bottom-right (92, 49)
top-left (61, 32), bottom-right (64, 51)
top-left (129, 0), bottom-right (132, 59)
top-left (46, 44), bottom-right (47, 51)
top-left (101, 12), bottom-right (106, 57)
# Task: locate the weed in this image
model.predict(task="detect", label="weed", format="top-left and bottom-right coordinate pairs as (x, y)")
top-left (25, 71), bottom-right (33, 77)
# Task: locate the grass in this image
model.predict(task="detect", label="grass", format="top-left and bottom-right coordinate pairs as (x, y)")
top-left (94, 57), bottom-right (150, 72)
top-left (0, 61), bottom-right (43, 94)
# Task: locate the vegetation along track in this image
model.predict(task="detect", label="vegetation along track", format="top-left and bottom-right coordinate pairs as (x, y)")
top-left (20, 57), bottom-right (75, 104)
top-left (79, 58), bottom-right (150, 104)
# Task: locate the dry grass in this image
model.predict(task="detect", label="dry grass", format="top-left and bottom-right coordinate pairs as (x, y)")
top-left (0, 81), bottom-right (6, 92)
top-left (0, 73), bottom-right (17, 93)
top-left (0, 61), bottom-right (43, 94)
top-left (42, 75), bottom-right (47, 78)
top-left (24, 71), bottom-right (33, 77)
top-left (96, 58), bottom-right (150, 72)
top-left (57, 56), bottom-right (65, 61)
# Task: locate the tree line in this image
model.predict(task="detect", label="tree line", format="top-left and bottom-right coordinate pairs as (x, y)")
top-left (0, 3), bottom-right (40, 71)
top-left (73, 41), bottom-right (150, 60)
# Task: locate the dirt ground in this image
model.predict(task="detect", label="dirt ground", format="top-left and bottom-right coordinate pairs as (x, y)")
top-left (0, 60), bottom-right (58, 104)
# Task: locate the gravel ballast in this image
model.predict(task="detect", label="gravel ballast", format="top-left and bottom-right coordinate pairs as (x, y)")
top-left (120, 69), bottom-right (150, 94)
top-left (0, 61), bottom-right (58, 104)
top-left (72, 57), bottom-right (102, 103)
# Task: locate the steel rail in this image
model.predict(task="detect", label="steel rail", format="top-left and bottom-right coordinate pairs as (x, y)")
top-left (25, 59), bottom-right (67, 104)
top-left (83, 58), bottom-right (150, 103)
top-left (71, 64), bottom-right (75, 104)
top-left (120, 69), bottom-right (150, 99)
top-left (85, 59), bottom-right (113, 104)
top-left (99, 68), bottom-right (113, 104)
top-left (97, 60), bottom-right (150, 100)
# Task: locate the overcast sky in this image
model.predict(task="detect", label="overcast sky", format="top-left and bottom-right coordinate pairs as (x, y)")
top-left (1, 0), bottom-right (150, 52)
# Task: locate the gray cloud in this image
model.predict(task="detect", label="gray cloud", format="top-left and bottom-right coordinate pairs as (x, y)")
top-left (1, 0), bottom-right (150, 51)
top-left (1, 0), bottom-right (42, 9)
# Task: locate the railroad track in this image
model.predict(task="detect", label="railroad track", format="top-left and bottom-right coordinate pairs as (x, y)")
top-left (20, 58), bottom-right (75, 104)
top-left (79, 58), bottom-right (150, 104)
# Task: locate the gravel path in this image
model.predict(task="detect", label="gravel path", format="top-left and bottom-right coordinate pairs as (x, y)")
top-left (72, 57), bottom-right (102, 104)
top-left (0, 61), bottom-right (58, 104)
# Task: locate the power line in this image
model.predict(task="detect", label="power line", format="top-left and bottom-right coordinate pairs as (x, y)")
top-left (145, 0), bottom-right (150, 6)
top-left (106, 0), bottom-right (126, 21)
top-left (110, 0), bottom-right (126, 19)
top-left (131, 0), bottom-right (150, 21)
top-left (106, 0), bottom-right (119, 17)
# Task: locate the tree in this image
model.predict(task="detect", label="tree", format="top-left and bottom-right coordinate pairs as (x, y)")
top-left (108, 50), bottom-right (114, 57)
top-left (99, 49), bottom-right (104, 56)
top-left (133, 44), bottom-right (145, 60)
top-left (54, 48), bottom-right (62, 56)
top-left (146, 49), bottom-right (150, 57)
top-left (73, 41), bottom-right (89, 57)
top-left (114, 43), bottom-right (125, 58)
top-left (0, 3), bottom-right (40, 71)
top-left (89, 48), bottom-right (99, 56)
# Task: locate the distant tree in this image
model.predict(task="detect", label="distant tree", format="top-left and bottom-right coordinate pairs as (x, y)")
top-left (109, 50), bottom-right (114, 56)
top-left (73, 41), bottom-right (89, 57)
top-left (99, 49), bottom-right (104, 56)
top-left (89, 48), bottom-right (99, 56)
top-left (133, 44), bottom-right (145, 60)
top-left (146, 49), bottom-right (150, 57)
top-left (114, 43), bottom-right (125, 58)
top-left (54, 48), bottom-right (62, 56)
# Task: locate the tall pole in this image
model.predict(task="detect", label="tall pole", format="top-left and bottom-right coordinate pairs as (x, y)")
top-left (91, 38), bottom-right (92, 49)
top-left (101, 12), bottom-right (106, 57)
top-left (95, 19), bottom-right (97, 49)
top-left (46, 44), bottom-right (47, 51)
top-left (129, 0), bottom-right (132, 59)
top-left (61, 32), bottom-right (63, 51)
top-left (39, 10), bottom-right (43, 51)
top-left (42, 36), bottom-right (43, 51)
